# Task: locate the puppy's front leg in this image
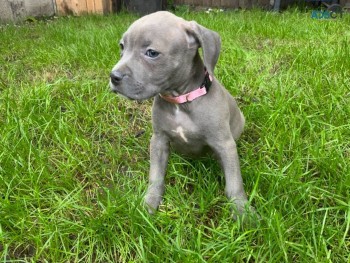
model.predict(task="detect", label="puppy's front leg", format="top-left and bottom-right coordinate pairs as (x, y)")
top-left (210, 139), bottom-right (250, 218)
top-left (145, 133), bottom-right (170, 214)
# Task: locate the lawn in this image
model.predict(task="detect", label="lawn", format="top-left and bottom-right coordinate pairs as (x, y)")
top-left (0, 8), bottom-right (349, 262)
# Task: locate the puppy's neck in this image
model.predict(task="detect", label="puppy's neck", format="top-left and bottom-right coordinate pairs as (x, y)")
top-left (163, 53), bottom-right (206, 97)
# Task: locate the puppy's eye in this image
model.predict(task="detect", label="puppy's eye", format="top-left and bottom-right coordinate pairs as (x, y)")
top-left (119, 43), bottom-right (124, 57)
top-left (145, 49), bottom-right (159, 58)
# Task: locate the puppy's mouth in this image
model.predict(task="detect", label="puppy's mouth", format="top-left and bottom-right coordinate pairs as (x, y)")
top-left (109, 82), bottom-right (129, 97)
top-left (109, 81), bottom-right (157, 101)
top-left (110, 84), bottom-right (137, 100)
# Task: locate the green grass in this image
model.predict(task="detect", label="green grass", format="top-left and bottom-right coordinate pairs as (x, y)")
top-left (0, 9), bottom-right (349, 262)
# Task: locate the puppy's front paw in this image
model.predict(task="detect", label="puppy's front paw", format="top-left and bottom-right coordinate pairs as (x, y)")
top-left (231, 199), bottom-right (260, 226)
top-left (144, 192), bottom-right (163, 214)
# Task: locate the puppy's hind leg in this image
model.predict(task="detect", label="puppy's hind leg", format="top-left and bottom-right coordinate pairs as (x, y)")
top-left (231, 110), bottom-right (245, 141)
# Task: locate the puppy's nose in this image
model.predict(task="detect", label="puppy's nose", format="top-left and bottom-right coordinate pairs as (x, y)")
top-left (110, 70), bottom-right (124, 85)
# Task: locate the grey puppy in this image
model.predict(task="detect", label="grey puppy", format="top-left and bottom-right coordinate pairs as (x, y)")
top-left (110, 11), bottom-right (254, 219)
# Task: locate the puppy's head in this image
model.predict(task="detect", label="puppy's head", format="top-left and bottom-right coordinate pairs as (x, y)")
top-left (109, 11), bottom-right (221, 100)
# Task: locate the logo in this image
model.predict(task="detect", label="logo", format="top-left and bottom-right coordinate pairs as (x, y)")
top-left (307, 1), bottom-right (343, 19)
top-left (311, 9), bottom-right (343, 19)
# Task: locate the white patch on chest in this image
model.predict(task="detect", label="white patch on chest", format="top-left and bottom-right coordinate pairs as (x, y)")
top-left (175, 104), bottom-right (180, 114)
top-left (172, 126), bottom-right (188, 143)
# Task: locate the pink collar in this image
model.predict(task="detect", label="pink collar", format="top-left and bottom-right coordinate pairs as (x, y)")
top-left (159, 71), bottom-right (213, 104)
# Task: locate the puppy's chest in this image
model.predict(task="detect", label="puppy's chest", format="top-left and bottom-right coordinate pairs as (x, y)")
top-left (164, 107), bottom-right (203, 144)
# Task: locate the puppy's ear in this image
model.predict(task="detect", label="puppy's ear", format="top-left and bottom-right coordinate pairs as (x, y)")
top-left (186, 21), bottom-right (221, 76)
